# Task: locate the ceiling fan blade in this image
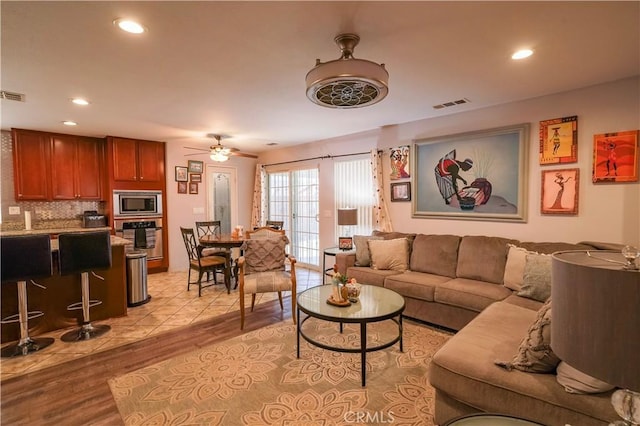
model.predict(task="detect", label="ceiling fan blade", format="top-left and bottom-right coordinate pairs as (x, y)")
top-left (232, 152), bottom-right (259, 159)
top-left (184, 152), bottom-right (207, 157)
top-left (184, 146), bottom-right (210, 152)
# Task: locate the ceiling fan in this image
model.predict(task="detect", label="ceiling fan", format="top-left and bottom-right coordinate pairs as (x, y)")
top-left (184, 134), bottom-right (258, 162)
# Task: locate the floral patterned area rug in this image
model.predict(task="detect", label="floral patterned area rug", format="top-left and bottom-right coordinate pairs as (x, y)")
top-left (108, 318), bottom-right (451, 426)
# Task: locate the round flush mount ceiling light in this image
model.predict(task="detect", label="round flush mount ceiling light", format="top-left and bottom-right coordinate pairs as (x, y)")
top-left (113, 18), bottom-right (146, 34)
top-left (512, 49), bottom-right (534, 60)
top-left (71, 98), bottom-right (89, 106)
top-left (62, 120), bottom-right (77, 126)
top-left (305, 33), bottom-right (389, 108)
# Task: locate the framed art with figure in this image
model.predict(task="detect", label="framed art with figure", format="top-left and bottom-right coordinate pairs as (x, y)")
top-left (592, 130), bottom-right (639, 183)
top-left (539, 116), bottom-right (578, 165)
top-left (541, 168), bottom-right (579, 215)
top-left (390, 145), bottom-right (411, 180)
top-left (412, 123), bottom-right (529, 222)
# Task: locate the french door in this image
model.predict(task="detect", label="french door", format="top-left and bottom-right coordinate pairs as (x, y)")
top-left (267, 168), bottom-right (320, 269)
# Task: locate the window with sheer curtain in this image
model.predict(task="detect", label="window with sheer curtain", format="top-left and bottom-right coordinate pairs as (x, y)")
top-left (334, 157), bottom-right (374, 237)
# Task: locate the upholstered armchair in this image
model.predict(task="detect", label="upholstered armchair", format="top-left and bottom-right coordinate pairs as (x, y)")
top-left (237, 230), bottom-right (296, 329)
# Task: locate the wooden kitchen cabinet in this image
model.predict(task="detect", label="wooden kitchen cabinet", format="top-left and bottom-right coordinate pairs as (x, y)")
top-left (12, 129), bottom-right (51, 200)
top-left (50, 134), bottom-right (104, 200)
top-left (109, 137), bottom-right (164, 185)
top-left (12, 129), bottom-right (105, 201)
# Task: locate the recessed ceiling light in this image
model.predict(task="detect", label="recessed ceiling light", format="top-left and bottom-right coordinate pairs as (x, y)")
top-left (512, 49), bottom-right (534, 60)
top-left (71, 98), bottom-right (89, 106)
top-left (113, 18), bottom-right (146, 34)
top-left (62, 121), bottom-right (77, 126)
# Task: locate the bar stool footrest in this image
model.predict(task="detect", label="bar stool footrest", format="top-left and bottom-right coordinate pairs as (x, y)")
top-left (1, 337), bottom-right (55, 358)
top-left (66, 299), bottom-right (103, 311)
top-left (60, 323), bottom-right (110, 342)
top-left (0, 310), bottom-right (45, 324)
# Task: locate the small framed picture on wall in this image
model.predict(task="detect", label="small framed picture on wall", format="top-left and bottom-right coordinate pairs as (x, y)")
top-left (177, 181), bottom-right (187, 194)
top-left (190, 173), bottom-right (202, 183)
top-left (541, 168), bottom-right (579, 215)
top-left (390, 182), bottom-right (411, 202)
top-left (189, 182), bottom-right (199, 194)
top-left (175, 166), bottom-right (188, 182)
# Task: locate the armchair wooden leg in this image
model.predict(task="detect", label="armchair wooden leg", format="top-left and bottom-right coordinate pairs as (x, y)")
top-left (250, 294), bottom-right (256, 311)
top-left (277, 291), bottom-right (284, 310)
top-left (240, 292), bottom-right (245, 330)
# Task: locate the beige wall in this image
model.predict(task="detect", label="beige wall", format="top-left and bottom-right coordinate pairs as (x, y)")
top-left (253, 76), bottom-right (640, 254)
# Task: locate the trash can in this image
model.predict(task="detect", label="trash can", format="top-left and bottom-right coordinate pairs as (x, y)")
top-left (126, 251), bottom-right (151, 307)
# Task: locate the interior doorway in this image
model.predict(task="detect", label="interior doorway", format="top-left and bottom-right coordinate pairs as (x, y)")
top-left (206, 165), bottom-right (237, 233)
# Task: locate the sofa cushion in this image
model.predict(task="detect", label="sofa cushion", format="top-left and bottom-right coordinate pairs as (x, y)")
top-left (434, 278), bottom-right (512, 312)
top-left (372, 231), bottom-right (417, 257)
top-left (517, 253), bottom-right (552, 302)
top-left (368, 238), bottom-right (409, 271)
top-left (383, 271), bottom-right (450, 302)
top-left (345, 266), bottom-right (401, 288)
top-left (556, 361), bottom-right (615, 394)
top-left (353, 235), bottom-right (384, 266)
top-left (456, 236), bottom-right (518, 284)
top-left (429, 301), bottom-right (616, 426)
top-left (410, 234), bottom-right (460, 278)
top-left (495, 299), bottom-right (560, 373)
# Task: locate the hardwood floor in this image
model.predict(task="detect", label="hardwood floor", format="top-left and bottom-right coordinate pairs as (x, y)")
top-left (0, 298), bottom-right (294, 425)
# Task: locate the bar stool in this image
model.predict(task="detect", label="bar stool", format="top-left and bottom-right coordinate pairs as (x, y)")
top-left (0, 234), bottom-right (55, 358)
top-left (58, 231), bottom-right (112, 342)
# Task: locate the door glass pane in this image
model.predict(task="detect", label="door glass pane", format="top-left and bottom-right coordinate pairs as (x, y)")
top-left (207, 167), bottom-right (237, 234)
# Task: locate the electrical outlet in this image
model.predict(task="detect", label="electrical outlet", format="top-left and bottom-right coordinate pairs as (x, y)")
top-left (8, 206), bottom-right (20, 215)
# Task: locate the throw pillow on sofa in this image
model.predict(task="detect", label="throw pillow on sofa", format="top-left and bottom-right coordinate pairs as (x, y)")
top-left (495, 299), bottom-right (560, 373)
top-left (503, 244), bottom-right (537, 291)
top-left (556, 361), bottom-right (615, 394)
top-left (353, 235), bottom-right (384, 266)
top-left (368, 238), bottom-right (409, 271)
top-left (517, 253), bottom-right (552, 302)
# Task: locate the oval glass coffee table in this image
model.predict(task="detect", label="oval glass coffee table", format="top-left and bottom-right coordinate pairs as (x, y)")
top-left (443, 414), bottom-right (545, 425)
top-left (296, 284), bottom-right (405, 386)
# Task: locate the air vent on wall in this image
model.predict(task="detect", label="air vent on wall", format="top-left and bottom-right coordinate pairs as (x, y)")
top-left (433, 98), bottom-right (469, 110)
top-left (1, 90), bottom-right (26, 102)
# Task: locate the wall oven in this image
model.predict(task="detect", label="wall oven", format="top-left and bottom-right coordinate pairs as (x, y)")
top-left (113, 190), bottom-right (162, 218)
top-left (114, 217), bottom-right (163, 260)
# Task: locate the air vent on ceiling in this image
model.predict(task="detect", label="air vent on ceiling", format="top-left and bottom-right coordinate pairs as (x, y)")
top-left (433, 98), bottom-right (469, 110)
top-left (1, 90), bottom-right (26, 102)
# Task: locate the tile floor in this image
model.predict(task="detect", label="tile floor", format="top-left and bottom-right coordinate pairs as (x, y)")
top-left (0, 267), bottom-right (323, 380)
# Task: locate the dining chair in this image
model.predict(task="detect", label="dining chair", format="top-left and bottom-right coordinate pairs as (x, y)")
top-left (265, 220), bottom-right (284, 230)
top-left (195, 220), bottom-right (231, 281)
top-left (180, 227), bottom-right (231, 296)
top-left (237, 229), bottom-right (296, 329)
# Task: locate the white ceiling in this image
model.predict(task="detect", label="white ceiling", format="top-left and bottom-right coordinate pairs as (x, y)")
top-left (1, 1), bottom-right (638, 154)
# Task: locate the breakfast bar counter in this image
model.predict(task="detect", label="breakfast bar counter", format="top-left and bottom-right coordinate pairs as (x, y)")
top-left (1, 233), bottom-right (131, 343)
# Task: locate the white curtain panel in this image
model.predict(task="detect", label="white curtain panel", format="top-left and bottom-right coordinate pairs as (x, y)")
top-left (250, 164), bottom-right (266, 229)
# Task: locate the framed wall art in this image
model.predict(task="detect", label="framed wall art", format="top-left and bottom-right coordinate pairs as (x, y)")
top-left (187, 160), bottom-right (204, 174)
top-left (177, 181), bottom-right (187, 194)
top-left (412, 123), bottom-right (529, 222)
top-left (541, 168), bottom-right (579, 215)
top-left (390, 182), bottom-right (411, 202)
top-left (592, 130), bottom-right (639, 183)
top-left (189, 182), bottom-right (199, 194)
top-left (390, 145), bottom-right (410, 180)
top-left (190, 173), bottom-right (202, 183)
top-left (175, 166), bottom-right (188, 182)
top-left (539, 116), bottom-right (578, 165)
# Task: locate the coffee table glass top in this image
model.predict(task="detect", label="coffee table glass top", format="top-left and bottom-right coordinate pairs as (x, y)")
top-left (444, 414), bottom-right (544, 426)
top-left (297, 284), bottom-right (405, 321)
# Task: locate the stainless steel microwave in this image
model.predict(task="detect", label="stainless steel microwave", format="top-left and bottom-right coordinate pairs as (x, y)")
top-left (113, 190), bottom-right (163, 217)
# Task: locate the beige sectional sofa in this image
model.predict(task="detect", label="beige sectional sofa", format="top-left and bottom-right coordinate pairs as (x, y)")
top-left (335, 231), bottom-right (620, 426)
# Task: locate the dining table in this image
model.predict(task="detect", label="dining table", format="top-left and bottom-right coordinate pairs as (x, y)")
top-left (199, 234), bottom-right (247, 287)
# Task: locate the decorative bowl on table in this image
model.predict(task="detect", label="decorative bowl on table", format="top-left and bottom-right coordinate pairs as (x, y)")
top-left (346, 282), bottom-right (361, 302)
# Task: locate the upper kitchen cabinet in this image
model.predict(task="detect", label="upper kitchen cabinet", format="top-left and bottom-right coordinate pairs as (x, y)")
top-left (108, 137), bottom-right (165, 189)
top-left (12, 129), bottom-right (106, 201)
top-left (12, 129), bottom-right (51, 200)
top-left (50, 134), bottom-right (104, 200)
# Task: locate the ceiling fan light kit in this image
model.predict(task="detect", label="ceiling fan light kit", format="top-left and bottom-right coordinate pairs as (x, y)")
top-left (306, 33), bottom-right (389, 109)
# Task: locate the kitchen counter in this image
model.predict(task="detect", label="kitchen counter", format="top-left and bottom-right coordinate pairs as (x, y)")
top-left (0, 226), bottom-right (112, 237)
